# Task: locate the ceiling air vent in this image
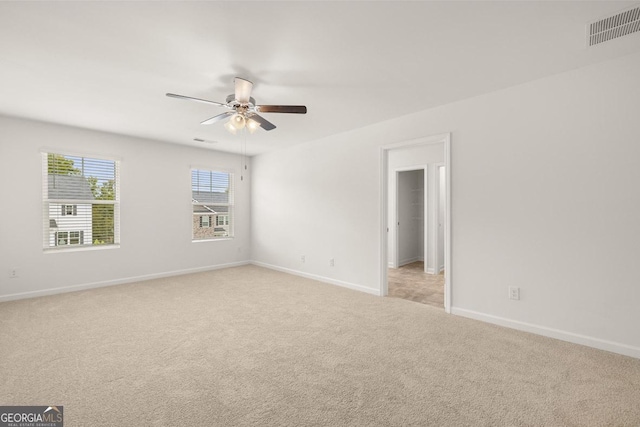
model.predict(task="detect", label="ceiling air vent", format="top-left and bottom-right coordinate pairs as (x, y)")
top-left (588, 6), bottom-right (640, 47)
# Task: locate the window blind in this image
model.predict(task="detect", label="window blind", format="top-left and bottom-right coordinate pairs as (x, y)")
top-left (43, 152), bottom-right (120, 249)
top-left (191, 169), bottom-right (233, 240)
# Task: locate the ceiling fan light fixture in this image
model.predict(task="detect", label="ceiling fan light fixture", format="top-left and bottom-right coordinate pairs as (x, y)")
top-left (246, 118), bottom-right (259, 134)
top-left (224, 120), bottom-right (237, 135)
top-left (230, 113), bottom-right (246, 130)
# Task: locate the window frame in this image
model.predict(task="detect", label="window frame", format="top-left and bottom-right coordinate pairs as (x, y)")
top-left (191, 167), bottom-right (234, 242)
top-left (43, 151), bottom-right (121, 252)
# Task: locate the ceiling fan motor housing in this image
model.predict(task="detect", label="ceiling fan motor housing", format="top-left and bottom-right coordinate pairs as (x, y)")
top-left (226, 94), bottom-right (256, 107)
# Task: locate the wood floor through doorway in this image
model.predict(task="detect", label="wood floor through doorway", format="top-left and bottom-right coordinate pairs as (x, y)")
top-left (388, 261), bottom-right (444, 308)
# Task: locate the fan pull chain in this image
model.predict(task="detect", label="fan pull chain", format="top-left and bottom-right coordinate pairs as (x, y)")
top-left (240, 127), bottom-right (247, 181)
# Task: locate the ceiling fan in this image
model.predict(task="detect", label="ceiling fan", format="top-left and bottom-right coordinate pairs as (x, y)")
top-left (166, 77), bottom-right (307, 134)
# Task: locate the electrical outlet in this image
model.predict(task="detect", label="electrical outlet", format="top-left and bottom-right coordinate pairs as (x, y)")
top-left (301, 255), bottom-right (305, 263)
top-left (9, 269), bottom-right (18, 279)
top-left (329, 258), bottom-right (335, 267)
top-left (508, 286), bottom-right (520, 300)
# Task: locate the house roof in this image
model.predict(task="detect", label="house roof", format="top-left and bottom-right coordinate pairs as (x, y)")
top-left (192, 191), bottom-right (228, 204)
top-left (48, 174), bottom-right (94, 200)
top-left (192, 191), bottom-right (229, 215)
top-left (193, 206), bottom-right (229, 214)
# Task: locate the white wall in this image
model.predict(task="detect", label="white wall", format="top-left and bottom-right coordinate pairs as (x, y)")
top-left (0, 116), bottom-right (251, 300)
top-left (251, 51), bottom-right (640, 357)
top-left (397, 170), bottom-right (423, 266)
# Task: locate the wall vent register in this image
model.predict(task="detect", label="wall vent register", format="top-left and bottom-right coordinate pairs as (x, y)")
top-left (588, 6), bottom-right (640, 47)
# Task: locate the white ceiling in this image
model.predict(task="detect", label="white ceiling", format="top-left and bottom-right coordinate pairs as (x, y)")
top-left (1, 1), bottom-right (640, 156)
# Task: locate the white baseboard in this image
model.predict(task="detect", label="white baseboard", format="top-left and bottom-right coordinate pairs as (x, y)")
top-left (399, 256), bottom-right (422, 267)
top-left (0, 261), bottom-right (251, 303)
top-left (251, 261), bottom-right (381, 296)
top-left (451, 307), bottom-right (640, 360)
top-left (426, 267), bottom-right (435, 274)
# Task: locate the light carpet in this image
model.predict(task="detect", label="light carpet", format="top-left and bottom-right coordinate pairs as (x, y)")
top-left (1, 265), bottom-right (639, 426)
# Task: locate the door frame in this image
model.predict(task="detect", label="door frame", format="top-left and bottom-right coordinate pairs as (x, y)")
top-left (380, 133), bottom-right (452, 313)
top-left (434, 163), bottom-right (445, 275)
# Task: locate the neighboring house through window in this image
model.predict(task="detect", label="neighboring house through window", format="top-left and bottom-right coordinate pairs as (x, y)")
top-left (43, 152), bottom-right (120, 250)
top-left (192, 168), bottom-right (233, 240)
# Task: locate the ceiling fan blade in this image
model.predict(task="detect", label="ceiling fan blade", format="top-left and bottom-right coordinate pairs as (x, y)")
top-left (248, 114), bottom-right (276, 131)
top-left (234, 78), bottom-right (253, 104)
top-left (201, 112), bottom-right (234, 125)
top-left (257, 105), bottom-right (307, 114)
top-left (166, 93), bottom-right (226, 107)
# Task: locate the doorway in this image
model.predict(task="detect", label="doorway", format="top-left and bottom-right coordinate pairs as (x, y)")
top-left (395, 169), bottom-right (425, 269)
top-left (388, 165), bottom-right (444, 308)
top-left (380, 134), bottom-right (451, 312)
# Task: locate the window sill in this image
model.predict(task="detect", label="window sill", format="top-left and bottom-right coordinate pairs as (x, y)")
top-left (192, 237), bottom-right (234, 243)
top-left (44, 244), bottom-right (120, 254)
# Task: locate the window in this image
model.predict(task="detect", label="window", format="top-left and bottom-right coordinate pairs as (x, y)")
top-left (43, 152), bottom-right (120, 250)
top-left (192, 169), bottom-right (233, 240)
top-left (55, 231), bottom-right (84, 246)
top-left (69, 231), bottom-right (82, 245)
top-left (62, 205), bottom-right (77, 216)
top-left (56, 231), bottom-right (68, 246)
